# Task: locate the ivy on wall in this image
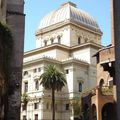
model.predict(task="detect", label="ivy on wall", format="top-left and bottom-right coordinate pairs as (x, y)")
top-left (0, 22), bottom-right (13, 77)
top-left (0, 21), bottom-right (13, 119)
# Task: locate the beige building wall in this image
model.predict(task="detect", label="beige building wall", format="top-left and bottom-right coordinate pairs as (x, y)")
top-left (21, 2), bottom-right (102, 120)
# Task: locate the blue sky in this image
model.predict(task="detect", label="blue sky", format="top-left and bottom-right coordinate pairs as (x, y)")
top-left (24, 0), bottom-right (110, 52)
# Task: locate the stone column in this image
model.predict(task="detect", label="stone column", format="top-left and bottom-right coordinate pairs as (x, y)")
top-left (96, 88), bottom-right (102, 120)
top-left (113, 0), bottom-right (120, 120)
top-left (4, 0), bottom-right (25, 120)
top-left (110, 0), bottom-right (114, 45)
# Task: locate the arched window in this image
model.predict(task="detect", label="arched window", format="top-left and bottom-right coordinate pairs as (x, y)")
top-left (35, 80), bottom-right (39, 90)
top-left (79, 82), bottom-right (82, 92)
top-left (78, 37), bottom-right (81, 44)
top-left (50, 38), bottom-right (54, 44)
top-left (44, 40), bottom-right (47, 46)
top-left (99, 79), bottom-right (104, 88)
top-left (57, 35), bottom-right (61, 44)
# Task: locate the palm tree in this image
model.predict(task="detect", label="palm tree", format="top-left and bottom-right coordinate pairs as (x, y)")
top-left (39, 65), bottom-right (67, 120)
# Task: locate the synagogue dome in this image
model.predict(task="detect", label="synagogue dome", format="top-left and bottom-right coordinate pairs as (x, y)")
top-left (38, 2), bottom-right (101, 32)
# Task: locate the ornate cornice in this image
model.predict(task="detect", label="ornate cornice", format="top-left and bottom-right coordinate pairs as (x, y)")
top-left (36, 20), bottom-right (102, 36)
top-left (24, 42), bottom-right (101, 57)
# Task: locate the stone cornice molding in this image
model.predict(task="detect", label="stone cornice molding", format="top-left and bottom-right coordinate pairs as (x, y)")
top-left (23, 56), bottom-right (89, 68)
top-left (36, 19), bottom-right (102, 36)
top-left (24, 42), bottom-right (101, 57)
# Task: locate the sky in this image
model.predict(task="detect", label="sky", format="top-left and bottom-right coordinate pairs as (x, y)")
top-left (24, 0), bottom-right (111, 52)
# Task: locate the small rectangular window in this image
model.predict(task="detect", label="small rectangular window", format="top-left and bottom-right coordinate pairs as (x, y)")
top-left (24, 82), bottom-right (28, 92)
top-left (65, 69), bottom-right (69, 74)
top-left (22, 104), bottom-right (27, 111)
top-left (38, 67), bottom-right (41, 72)
top-left (33, 68), bottom-right (37, 73)
top-left (66, 103), bottom-right (69, 110)
top-left (34, 103), bottom-right (39, 109)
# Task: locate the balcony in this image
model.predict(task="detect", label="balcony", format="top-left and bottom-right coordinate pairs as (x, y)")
top-left (101, 86), bottom-right (113, 96)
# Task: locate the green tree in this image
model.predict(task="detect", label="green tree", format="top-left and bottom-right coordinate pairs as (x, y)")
top-left (21, 93), bottom-right (29, 105)
top-left (70, 99), bottom-right (82, 119)
top-left (39, 65), bottom-right (67, 120)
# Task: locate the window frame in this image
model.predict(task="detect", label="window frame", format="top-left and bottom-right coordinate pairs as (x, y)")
top-left (34, 114), bottom-right (38, 120)
top-left (65, 69), bottom-right (69, 74)
top-left (34, 102), bottom-right (39, 109)
top-left (35, 80), bottom-right (39, 90)
top-left (66, 103), bottom-right (69, 110)
top-left (24, 82), bottom-right (28, 93)
top-left (78, 37), bottom-right (81, 44)
top-left (78, 82), bottom-right (82, 92)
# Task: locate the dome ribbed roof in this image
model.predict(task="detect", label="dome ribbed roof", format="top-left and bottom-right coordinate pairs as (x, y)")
top-left (38, 2), bottom-right (100, 31)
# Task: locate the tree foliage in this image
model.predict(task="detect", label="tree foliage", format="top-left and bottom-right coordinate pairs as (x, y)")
top-left (39, 64), bottom-right (67, 91)
top-left (21, 93), bottom-right (29, 104)
top-left (39, 64), bottom-right (67, 120)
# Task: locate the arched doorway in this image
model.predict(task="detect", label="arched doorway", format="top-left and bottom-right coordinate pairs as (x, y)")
top-left (92, 104), bottom-right (97, 120)
top-left (102, 103), bottom-right (115, 120)
top-left (83, 104), bottom-right (89, 120)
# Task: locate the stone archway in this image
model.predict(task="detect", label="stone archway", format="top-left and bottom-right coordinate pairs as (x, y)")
top-left (102, 103), bottom-right (115, 120)
top-left (91, 104), bottom-right (97, 120)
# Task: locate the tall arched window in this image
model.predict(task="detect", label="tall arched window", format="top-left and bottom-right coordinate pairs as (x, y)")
top-left (35, 80), bottom-right (39, 90)
top-left (78, 37), bottom-right (81, 44)
top-left (44, 40), bottom-right (47, 46)
top-left (50, 38), bottom-right (54, 44)
top-left (57, 35), bottom-right (61, 44)
top-left (79, 82), bottom-right (82, 92)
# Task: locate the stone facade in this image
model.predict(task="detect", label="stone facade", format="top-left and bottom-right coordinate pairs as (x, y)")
top-left (21, 2), bottom-right (102, 120)
top-left (0, 0), bottom-right (25, 119)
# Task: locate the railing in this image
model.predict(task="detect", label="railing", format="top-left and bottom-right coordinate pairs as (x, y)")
top-left (101, 86), bottom-right (113, 95)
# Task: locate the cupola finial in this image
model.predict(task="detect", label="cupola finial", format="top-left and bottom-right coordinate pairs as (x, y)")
top-left (61, 1), bottom-right (77, 8)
